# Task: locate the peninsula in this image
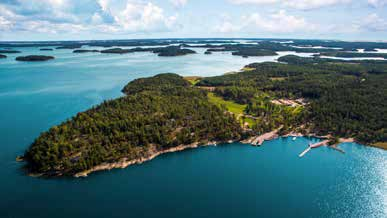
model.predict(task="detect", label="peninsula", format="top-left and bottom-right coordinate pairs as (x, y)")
top-left (24, 74), bottom-right (244, 177)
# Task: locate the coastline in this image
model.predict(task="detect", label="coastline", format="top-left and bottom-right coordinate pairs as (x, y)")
top-left (26, 132), bottom-right (382, 178)
top-left (74, 140), bottom-right (223, 178)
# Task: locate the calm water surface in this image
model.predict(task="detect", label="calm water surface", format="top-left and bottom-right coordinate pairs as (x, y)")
top-left (0, 47), bottom-right (385, 218)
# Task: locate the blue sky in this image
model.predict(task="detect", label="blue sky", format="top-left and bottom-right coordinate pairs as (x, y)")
top-left (0, 0), bottom-right (386, 41)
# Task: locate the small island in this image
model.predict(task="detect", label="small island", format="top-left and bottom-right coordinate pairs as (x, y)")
top-left (153, 46), bottom-right (196, 56)
top-left (16, 55), bottom-right (55, 62)
top-left (100, 48), bottom-right (130, 54)
top-left (56, 45), bottom-right (82, 49)
top-left (0, 50), bottom-right (21, 53)
top-left (73, 49), bottom-right (100, 53)
top-left (0, 54), bottom-right (6, 58)
top-left (40, 48), bottom-right (53, 51)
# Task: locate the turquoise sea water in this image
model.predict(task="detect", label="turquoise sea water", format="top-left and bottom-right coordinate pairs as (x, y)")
top-left (0, 47), bottom-right (385, 218)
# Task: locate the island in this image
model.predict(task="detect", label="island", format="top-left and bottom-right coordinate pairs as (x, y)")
top-left (318, 52), bottom-right (387, 59)
top-left (100, 46), bottom-right (196, 57)
top-left (15, 55), bottom-right (55, 62)
top-left (0, 50), bottom-right (21, 53)
top-left (22, 54), bottom-right (387, 177)
top-left (100, 48), bottom-right (131, 54)
top-left (56, 45), bottom-right (82, 49)
top-left (152, 46), bottom-right (196, 56)
top-left (40, 48), bottom-right (53, 51)
top-left (0, 54), bottom-right (6, 58)
top-left (73, 49), bottom-right (100, 53)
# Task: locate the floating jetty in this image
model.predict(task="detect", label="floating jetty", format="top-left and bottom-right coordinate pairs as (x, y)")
top-left (299, 140), bottom-right (330, 157)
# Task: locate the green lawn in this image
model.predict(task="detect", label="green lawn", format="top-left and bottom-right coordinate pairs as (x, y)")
top-left (207, 93), bottom-right (255, 127)
top-left (207, 92), bottom-right (246, 114)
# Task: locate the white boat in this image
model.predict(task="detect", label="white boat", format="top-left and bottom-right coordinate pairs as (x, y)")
top-left (292, 137), bottom-right (297, 141)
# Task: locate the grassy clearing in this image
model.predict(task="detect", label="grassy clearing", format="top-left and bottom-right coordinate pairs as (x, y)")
top-left (241, 67), bottom-right (256, 71)
top-left (207, 93), bottom-right (255, 127)
top-left (184, 76), bottom-right (202, 85)
top-left (207, 92), bottom-right (246, 114)
top-left (270, 77), bottom-right (286, 81)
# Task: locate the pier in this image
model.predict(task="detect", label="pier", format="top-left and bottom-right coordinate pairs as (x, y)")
top-left (299, 140), bottom-right (330, 157)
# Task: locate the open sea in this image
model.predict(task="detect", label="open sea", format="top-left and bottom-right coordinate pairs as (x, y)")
top-left (0, 46), bottom-right (385, 218)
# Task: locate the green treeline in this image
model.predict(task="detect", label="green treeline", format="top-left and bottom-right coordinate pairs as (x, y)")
top-left (24, 74), bottom-right (243, 176)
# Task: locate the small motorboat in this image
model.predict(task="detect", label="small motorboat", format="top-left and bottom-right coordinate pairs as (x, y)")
top-left (292, 137), bottom-right (297, 141)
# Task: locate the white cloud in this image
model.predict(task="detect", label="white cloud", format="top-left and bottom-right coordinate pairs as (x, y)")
top-left (230, 0), bottom-right (277, 4)
top-left (368, 0), bottom-right (387, 7)
top-left (170, 0), bottom-right (188, 8)
top-left (0, 0), bottom-right (180, 35)
top-left (0, 16), bottom-right (12, 30)
top-left (216, 10), bottom-right (314, 34)
top-left (360, 13), bottom-right (387, 31)
top-left (229, 0), bottom-right (352, 10)
top-left (100, 1), bottom-right (179, 33)
top-left (283, 0), bottom-right (351, 10)
top-left (215, 21), bottom-right (241, 33)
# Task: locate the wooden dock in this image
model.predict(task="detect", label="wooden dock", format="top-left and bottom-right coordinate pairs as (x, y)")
top-left (299, 140), bottom-right (330, 157)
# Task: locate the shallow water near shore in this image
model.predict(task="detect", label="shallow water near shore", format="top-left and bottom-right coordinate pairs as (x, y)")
top-left (0, 47), bottom-right (386, 218)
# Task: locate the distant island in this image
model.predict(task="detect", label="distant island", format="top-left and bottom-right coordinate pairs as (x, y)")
top-left (73, 49), bottom-right (100, 53)
top-left (16, 55), bottom-right (54, 62)
top-left (100, 46), bottom-right (196, 57)
top-left (0, 50), bottom-right (21, 54)
top-left (56, 45), bottom-right (82, 49)
top-left (21, 53), bottom-right (386, 177)
top-left (0, 54), bottom-right (6, 58)
top-left (40, 48), bottom-right (53, 51)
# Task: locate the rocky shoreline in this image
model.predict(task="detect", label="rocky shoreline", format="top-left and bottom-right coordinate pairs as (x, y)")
top-left (28, 133), bottom-right (359, 178)
top-left (74, 141), bottom-right (222, 178)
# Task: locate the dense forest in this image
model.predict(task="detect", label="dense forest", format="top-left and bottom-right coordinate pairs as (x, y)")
top-left (319, 52), bottom-right (387, 59)
top-left (0, 54), bottom-right (6, 58)
top-left (197, 56), bottom-right (387, 145)
top-left (24, 74), bottom-right (244, 176)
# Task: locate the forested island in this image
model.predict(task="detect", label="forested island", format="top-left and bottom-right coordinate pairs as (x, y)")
top-left (22, 55), bottom-right (386, 177)
top-left (16, 55), bottom-right (55, 61)
top-left (100, 46), bottom-right (196, 56)
top-left (40, 48), bottom-right (53, 51)
top-left (15, 38), bottom-right (387, 177)
top-left (0, 54), bottom-right (6, 58)
top-left (0, 49), bottom-right (21, 53)
top-left (73, 49), bottom-right (100, 53)
top-left (318, 52), bottom-right (387, 59)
